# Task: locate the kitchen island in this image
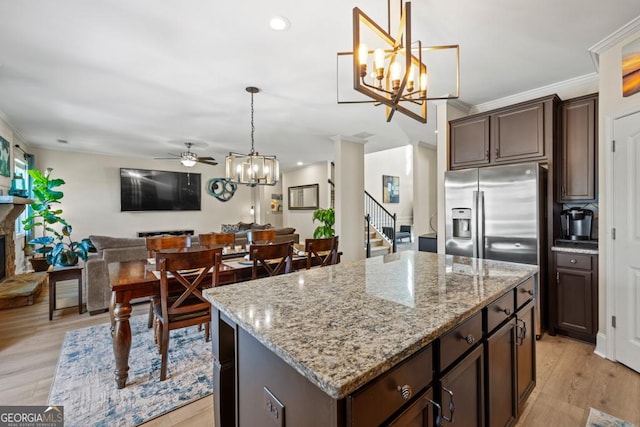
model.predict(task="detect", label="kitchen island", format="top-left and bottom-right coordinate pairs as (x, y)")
top-left (204, 250), bottom-right (538, 426)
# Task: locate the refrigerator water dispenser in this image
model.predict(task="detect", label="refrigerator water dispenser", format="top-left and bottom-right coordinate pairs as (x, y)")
top-left (452, 208), bottom-right (472, 239)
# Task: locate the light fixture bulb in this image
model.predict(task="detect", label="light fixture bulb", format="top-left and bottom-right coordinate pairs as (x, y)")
top-left (420, 72), bottom-right (428, 91)
top-left (181, 159), bottom-right (196, 167)
top-left (390, 61), bottom-right (402, 80)
top-left (408, 65), bottom-right (416, 85)
top-left (269, 16), bottom-right (290, 31)
top-left (358, 43), bottom-right (368, 65)
top-left (374, 48), bottom-right (385, 70)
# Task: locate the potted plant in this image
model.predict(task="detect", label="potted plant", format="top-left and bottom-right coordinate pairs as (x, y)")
top-left (22, 168), bottom-right (96, 269)
top-left (312, 207), bottom-right (335, 238)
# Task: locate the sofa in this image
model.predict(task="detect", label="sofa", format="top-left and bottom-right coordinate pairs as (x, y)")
top-left (220, 222), bottom-right (299, 246)
top-left (85, 235), bottom-right (148, 314)
top-left (85, 225), bottom-right (299, 314)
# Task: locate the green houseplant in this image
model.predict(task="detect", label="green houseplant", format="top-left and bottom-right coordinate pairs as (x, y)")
top-left (312, 207), bottom-right (335, 238)
top-left (22, 168), bottom-right (96, 269)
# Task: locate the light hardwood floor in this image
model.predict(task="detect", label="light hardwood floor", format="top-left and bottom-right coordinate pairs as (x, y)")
top-left (0, 281), bottom-right (638, 426)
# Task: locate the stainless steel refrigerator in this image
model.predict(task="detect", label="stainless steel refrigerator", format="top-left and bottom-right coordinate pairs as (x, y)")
top-left (445, 162), bottom-right (546, 338)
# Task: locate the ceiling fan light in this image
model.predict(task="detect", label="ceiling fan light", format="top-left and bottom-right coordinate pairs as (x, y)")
top-left (181, 158), bottom-right (197, 167)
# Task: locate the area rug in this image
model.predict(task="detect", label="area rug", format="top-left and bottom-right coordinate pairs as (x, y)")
top-left (586, 408), bottom-right (637, 427)
top-left (48, 315), bottom-right (213, 426)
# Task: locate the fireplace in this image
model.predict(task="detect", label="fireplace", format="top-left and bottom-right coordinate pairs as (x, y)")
top-left (0, 196), bottom-right (32, 281)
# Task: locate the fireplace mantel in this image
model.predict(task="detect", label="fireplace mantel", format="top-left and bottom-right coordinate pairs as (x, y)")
top-left (0, 195), bottom-right (33, 279)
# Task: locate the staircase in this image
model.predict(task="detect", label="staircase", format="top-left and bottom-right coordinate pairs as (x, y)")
top-left (364, 191), bottom-right (396, 258)
top-left (365, 226), bottom-right (392, 257)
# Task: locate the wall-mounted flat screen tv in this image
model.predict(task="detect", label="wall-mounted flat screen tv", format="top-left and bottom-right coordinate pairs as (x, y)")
top-left (120, 168), bottom-right (201, 212)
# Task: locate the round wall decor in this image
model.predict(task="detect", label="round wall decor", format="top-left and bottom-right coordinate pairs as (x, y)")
top-left (207, 178), bottom-right (237, 202)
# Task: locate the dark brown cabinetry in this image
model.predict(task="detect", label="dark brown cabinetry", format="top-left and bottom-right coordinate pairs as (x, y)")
top-left (516, 300), bottom-right (536, 411)
top-left (554, 251), bottom-right (598, 343)
top-left (485, 320), bottom-right (516, 427)
top-left (387, 388), bottom-right (435, 426)
top-left (558, 94), bottom-right (598, 201)
top-left (439, 345), bottom-right (485, 426)
top-left (449, 95), bottom-right (559, 170)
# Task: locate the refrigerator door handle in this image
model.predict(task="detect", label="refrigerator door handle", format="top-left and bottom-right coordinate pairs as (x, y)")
top-left (472, 191), bottom-right (479, 258)
top-left (477, 190), bottom-right (485, 259)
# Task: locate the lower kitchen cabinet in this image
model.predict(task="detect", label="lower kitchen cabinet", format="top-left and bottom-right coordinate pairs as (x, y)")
top-left (486, 320), bottom-right (516, 427)
top-left (439, 345), bottom-right (485, 426)
top-left (516, 300), bottom-right (536, 411)
top-left (554, 251), bottom-right (598, 343)
top-left (387, 388), bottom-right (435, 426)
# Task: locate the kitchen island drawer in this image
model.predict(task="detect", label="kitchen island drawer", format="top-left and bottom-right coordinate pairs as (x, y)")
top-left (516, 276), bottom-right (535, 309)
top-left (439, 311), bottom-right (483, 371)
top-left (347, 345), bottom-right (433, 427)
top-left (556, 252), bottom-right (592, 270)
top-left (486, 290), bottom-right (515, 333)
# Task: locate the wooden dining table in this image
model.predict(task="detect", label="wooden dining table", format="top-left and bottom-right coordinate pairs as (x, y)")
top-left (107, 248), bottom-right (334, 389)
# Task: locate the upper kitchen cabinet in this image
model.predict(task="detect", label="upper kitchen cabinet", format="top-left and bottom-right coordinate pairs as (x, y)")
top-left (450, 115), bottom-right (491, 169)
top-left (449, 94), bottom-right (559, 170)
top-left (558, 93), bottom-right (598, 202)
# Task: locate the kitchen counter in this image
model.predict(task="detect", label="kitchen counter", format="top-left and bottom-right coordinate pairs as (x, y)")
top-left (552, 245), bottom-right (598, 255)
top-left (204, 250), bottom-right (537, 400)
top-left (551, 240), bottom-right (598, 255)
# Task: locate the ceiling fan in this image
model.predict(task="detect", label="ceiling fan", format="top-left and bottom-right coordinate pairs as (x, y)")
top-left (155, 142), bottom-right (218, 167)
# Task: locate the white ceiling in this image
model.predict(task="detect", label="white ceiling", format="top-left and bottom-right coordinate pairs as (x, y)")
top-left (0, 0), bottom-right (639, 171)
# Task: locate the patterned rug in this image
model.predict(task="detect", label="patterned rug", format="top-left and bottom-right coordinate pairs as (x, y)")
top-left (48, 315), bottom-right (213, 426)
top-left (586, 408), bottom-right (637, 427)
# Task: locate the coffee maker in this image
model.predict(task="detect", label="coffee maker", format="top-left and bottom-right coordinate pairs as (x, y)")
top-left (561, 207), bottom-right (593, 240)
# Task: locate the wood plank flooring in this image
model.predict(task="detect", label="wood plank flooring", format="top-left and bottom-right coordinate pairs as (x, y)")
top-left (0, 280), bottom-right (638, 426)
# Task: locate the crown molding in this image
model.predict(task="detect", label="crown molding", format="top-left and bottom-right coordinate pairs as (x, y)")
top-left (446, 98), bottom-right (472, 114)
top-left (468, 73), bottom-right (598, 114)
top-left (589, 16), bottom-right (640, 71)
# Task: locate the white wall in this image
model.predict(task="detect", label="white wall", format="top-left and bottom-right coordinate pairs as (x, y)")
top-left (282, 161), bottom-right (330, 242)
top-left (32, 148), bottom-right (255, 239)
top-left (364, 145), bottom-right (413, 227)
top-left (412, 144), bottom-right (437, 237)
top-left (596, 26), bottom-right (640, 349)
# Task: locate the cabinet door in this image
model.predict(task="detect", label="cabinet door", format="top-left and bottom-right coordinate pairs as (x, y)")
top-left (485, 320), bottom-right (516, 427)
top-left (559, 94), bottom-right (597, 201)
top-left (556, 267), bottom-right (594, 337)
top-left (439, 345), bottom-right (484, 426)
top-left (387, 388), bottom-right (435, 427)
top-left (492, 102), bottom-right (545, 163)
top-left (450, 115), bottom-right (490, 169)
top-left (515, 301), bottom-right (536, 413)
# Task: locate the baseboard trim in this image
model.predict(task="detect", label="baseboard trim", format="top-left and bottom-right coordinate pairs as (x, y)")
top-left (594, 332), bottom-right (608, 359)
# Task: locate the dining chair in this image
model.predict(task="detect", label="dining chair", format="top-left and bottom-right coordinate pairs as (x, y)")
top-left (153, 247), bottom-right (221, 381)
top-left (304, 236), bottom-right (339, 269)
top-left (247, 229), bottom-right (277, 244)
top-left (145, 235), bottom-right (191, 328)
top-left (198, 232), bottom-right (235, 248)
top-left (249, 241), bottom-right (293, 279)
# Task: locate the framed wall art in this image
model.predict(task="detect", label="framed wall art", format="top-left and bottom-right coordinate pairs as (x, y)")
top-left (0, 135), bottom-right (10, 177)
top-left (622, 37), bottom-right (640, 97)
top-left (382, 175), bottom-right (399, 203)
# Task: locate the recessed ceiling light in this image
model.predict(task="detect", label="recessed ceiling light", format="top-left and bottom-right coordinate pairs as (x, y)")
top-left (297, 161), bottom-right (303, 166)
top-left (270, 16), bottom-right (290, 31)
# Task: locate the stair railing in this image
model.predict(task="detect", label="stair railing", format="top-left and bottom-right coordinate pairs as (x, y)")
top-left (364, 190), bottom-right (397, 254)
top-left (365, 214), bottom-right (371, 258)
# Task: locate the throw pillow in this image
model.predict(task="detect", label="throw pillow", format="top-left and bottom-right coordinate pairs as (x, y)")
top-left (221, 223), bottom-right (240, 233)
top-left (275, 227), bottom-right (296, 235)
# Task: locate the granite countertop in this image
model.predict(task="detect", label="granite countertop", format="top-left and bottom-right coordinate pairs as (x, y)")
top-left (551, 245), bottom-right (599, 255)
top-left (204, 250), bottom-right (537, 400)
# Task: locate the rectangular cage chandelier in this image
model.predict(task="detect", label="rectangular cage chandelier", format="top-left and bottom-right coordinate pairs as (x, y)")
top-left (344, 0), bottom-right (460, 123)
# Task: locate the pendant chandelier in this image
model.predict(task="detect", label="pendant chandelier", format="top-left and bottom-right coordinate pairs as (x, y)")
top-left (225, 87), bottom-right (279, 187)
top-left (347, 0), bottom-right (460, 123)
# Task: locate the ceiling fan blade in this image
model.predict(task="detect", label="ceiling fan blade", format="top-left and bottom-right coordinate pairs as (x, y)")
top-left (197, 156), bottom-right (216, 161)
top-left (196, 158), bottom-right (218, 165)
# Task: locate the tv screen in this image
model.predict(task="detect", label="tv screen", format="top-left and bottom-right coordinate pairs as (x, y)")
top-left (120, 168), bottom-right (201, 212)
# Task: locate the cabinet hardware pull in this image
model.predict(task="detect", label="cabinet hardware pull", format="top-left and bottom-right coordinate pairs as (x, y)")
top-left (464, 334), bottom-right (475, 345)
top-left (502, 308), bottom-right (512, 316)
top-left (441, 386), bottom-right (455, 423)
top-left (526, 289), bottom-right (534, 296)
top-left (495, 148), bottom-right (500, 157)
top-left (426, 399), bottom-right (443, 427)
top-left (516, 318), bottom-right (527, 346)
top-left (570, 259), bottom-right (577, 263)
top-left (485, 149), bottom-right (489, 160)
top-left (397, 384), bottom-right (412, 400)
